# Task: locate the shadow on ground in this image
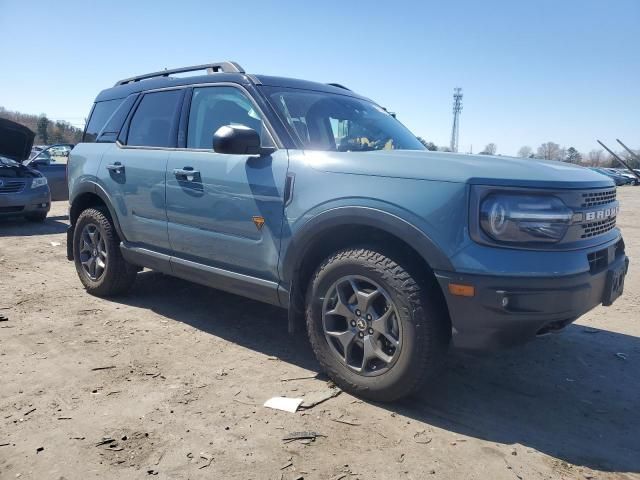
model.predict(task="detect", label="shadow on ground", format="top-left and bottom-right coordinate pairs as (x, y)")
top-left (0, 215), bottom-right (68, 236)
top-left (114, 271), bottom-right (640, 474)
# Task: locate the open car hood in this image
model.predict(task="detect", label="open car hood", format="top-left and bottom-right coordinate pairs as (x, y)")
top-left (0, 118), bottom-right (35, 162)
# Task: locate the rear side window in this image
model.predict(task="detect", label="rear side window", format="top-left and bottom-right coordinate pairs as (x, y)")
top-left (83, 98), bottom-right (124, 143)
top-left (96, 94), bottom-right (137, 143)
top-left (126, 90), bottom-right (182, 147)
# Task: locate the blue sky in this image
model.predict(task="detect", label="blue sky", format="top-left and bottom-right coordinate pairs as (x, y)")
top-left (1, 0), bottom-right (638, 155)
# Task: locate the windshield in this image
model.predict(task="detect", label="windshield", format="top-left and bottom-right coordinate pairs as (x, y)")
top-left (264, 87), bottom-right (425, 152)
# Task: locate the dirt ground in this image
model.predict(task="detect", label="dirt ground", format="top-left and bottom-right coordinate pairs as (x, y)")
top-left (1, 189), bottom-right (639, 480)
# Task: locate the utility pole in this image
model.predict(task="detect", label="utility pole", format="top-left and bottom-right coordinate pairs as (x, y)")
top-left (450, 87), bottom-right (463, 152)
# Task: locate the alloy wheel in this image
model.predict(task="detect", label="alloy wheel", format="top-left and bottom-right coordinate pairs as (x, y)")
top-left (322, 275), bottom-right (402, 376)
top-left (79, 223), bottom-right (108, 280)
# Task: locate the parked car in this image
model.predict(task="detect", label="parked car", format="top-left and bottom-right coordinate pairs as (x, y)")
top-left (0, 118), bottom-right (51, 221)
top-left (66, 61), bottom-right (629, 401)
top-left (589, 167), bottom-right (631, 186)
top-left (608, 168), bottom-right (639, 185)
top-left (24, 144), bottom-right (73, 201)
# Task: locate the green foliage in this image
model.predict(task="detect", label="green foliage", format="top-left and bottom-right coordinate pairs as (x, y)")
top-left (36, 115), bottom-right (50, 144)
top-left (565, 147), bottom-right (582, 164)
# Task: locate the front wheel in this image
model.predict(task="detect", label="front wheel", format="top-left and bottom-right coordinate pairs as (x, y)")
top-left (73, 208), bottom-right (137, 296)
top-left (306, 248), bottom-right (450, 402)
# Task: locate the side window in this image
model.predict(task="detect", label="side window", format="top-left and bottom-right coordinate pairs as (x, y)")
top-left (187, 86), bottom-right (273, 149)
top-left (96, 94), bottom-right (137, 143)
top-left (127, 90), bottom-right (182, 147)
top-left (83, 98), bottom-right (124, 143)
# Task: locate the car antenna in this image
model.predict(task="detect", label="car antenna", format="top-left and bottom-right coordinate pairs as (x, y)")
top-left (597, 140), bottom-right (640, 184)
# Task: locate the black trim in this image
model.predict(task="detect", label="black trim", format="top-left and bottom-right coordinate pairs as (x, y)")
top-left (120, 243), bottom-right (282, 307)
top-left (435, 252), bottom-right (629, 350)
top-left (69, 181), bottom-right (128, 242)
top-left (281, 206), bottom-right (454, 287)
top-left (177, 87), bottom-right (193, 149)
top-left (283, 173), bottom-right (295, 206)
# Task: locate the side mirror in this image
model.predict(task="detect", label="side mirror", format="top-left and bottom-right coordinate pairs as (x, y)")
top-left (212, 125), bottom-right (275, 156)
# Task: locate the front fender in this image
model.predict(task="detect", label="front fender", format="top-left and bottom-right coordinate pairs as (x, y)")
top-left (280, 204), bottom-right (455, 286)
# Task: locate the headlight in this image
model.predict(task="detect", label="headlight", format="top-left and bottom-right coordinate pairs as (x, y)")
top-left (31, 177), bottom-right (48, 189)
top-left (479, 194), bottom-right (573, 243)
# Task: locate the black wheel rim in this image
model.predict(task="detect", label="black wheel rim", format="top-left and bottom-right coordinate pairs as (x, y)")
top-left (79, 223), bottom-right (107, 280)
top-left (321, 275), bottom-right (402, 377)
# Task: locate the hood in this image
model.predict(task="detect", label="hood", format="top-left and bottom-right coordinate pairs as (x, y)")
top-left (0, 118), bottom-right (35, 162)
top-left (305, 150), bottom-right (613, 189)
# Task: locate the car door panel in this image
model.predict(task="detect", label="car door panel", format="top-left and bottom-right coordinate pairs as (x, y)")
top-left (35, 163), bottom-right (67, 200)
top-left (166, 149), bottom-right (288, 281)
top-left (99, 146), bottom-right (170, 251)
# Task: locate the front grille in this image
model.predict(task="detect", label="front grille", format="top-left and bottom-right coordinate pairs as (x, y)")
top-left (587, 247), bottom-right (608, 272)
top-left (0, 180), bottom-right (27, 194)
top-left (581, 217), bottom-right (617, 238)
top-left (581, 188), bottom-right (616, 208)
top-left (0, 206), bottom-right (24, 213)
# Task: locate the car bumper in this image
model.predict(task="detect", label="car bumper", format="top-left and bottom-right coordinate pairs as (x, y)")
top-left (435, 240), bottom-right (629, 350)
top-left (0, 189), bottom-right (50, 217)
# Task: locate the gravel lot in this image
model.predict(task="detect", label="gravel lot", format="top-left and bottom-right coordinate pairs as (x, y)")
top-left (1, 189), bottom-right (639, 480)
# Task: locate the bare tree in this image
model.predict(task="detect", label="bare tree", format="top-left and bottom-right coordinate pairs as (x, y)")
top-left (517, 146), bottom-right (532, 158)
top-left (536, 142), bottom-right (562, 160)
top-left (479, 143), bottom-right (497, 155)
top-left (587, 149), bottom-right (604, 166)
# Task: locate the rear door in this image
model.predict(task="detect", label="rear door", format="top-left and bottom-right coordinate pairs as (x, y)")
top-left (98, 89), bottom-right (184, 251)
top-left (165, 85), bottom-right (288, 281)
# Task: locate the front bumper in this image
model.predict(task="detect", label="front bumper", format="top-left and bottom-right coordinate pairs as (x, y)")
top-left (0, 189), bottom-right (50, 217)
top-left (436, 240), bottom-right (629, 350)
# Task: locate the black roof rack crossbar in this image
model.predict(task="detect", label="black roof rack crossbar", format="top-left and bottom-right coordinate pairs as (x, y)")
top-left (114, 61), bottom-right (245, 87)
top-left (327, 83), bottom-right (351, 91)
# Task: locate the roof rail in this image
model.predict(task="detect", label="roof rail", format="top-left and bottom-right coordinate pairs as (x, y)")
top-left (327, 83), bottom-right (351, 91)
top-left (114, 61), bottom-right (245, 87)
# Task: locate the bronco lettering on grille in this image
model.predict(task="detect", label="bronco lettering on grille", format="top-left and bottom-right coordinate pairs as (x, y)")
top-left (584, 206), bottom-right (619, 221)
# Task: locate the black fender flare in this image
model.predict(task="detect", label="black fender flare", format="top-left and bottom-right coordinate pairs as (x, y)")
top-left (281, 205), bottom-right (454, 288)
top-left (69, 181), bottom-right (127, 242)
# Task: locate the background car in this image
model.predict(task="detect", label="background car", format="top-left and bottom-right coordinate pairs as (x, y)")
top-left (589, 167), bottom-right (632, 186)
top-left (0, 119), bottom-right (51, 221)
top-left (23, 143), bottom-right (73, 200)
top-left (608, 168), bottom-right (640, 185)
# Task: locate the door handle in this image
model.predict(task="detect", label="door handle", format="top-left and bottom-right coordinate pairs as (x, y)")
top-left (173, 167), bottom-right (200, 181)
top-left (106, 162), bottom-right (124, 173)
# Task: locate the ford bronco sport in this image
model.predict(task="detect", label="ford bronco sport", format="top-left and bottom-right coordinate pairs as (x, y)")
top-left (66, 61), bottom-right (629, 401)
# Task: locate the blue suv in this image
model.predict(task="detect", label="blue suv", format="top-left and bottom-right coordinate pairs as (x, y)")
top-left (67, 61), bottom-right (629, 401)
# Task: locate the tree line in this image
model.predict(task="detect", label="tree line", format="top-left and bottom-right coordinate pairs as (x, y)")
top-left (0, 106), bottom-right (83, 145)
top-left (417, 138), bottom-right (639, 170)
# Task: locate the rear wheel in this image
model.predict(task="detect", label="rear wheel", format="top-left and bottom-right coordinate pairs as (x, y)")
top-left (73, 208), bottom-right (137, 296)
top-left (306, 248), bottom-right (450, 402)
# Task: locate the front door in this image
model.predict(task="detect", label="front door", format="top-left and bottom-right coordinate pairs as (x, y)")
top-left (166, 85), bottom-right (288, 282)
top-left (99, 89), bottom-right (183, 251)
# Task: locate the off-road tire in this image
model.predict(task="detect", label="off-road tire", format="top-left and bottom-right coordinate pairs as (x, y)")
top-left (73, 208), bottom-right (137, 297)
top-left (306, 248), bottom-right (450, 402)
top-left (25, 212), bottom-right (47, 222)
